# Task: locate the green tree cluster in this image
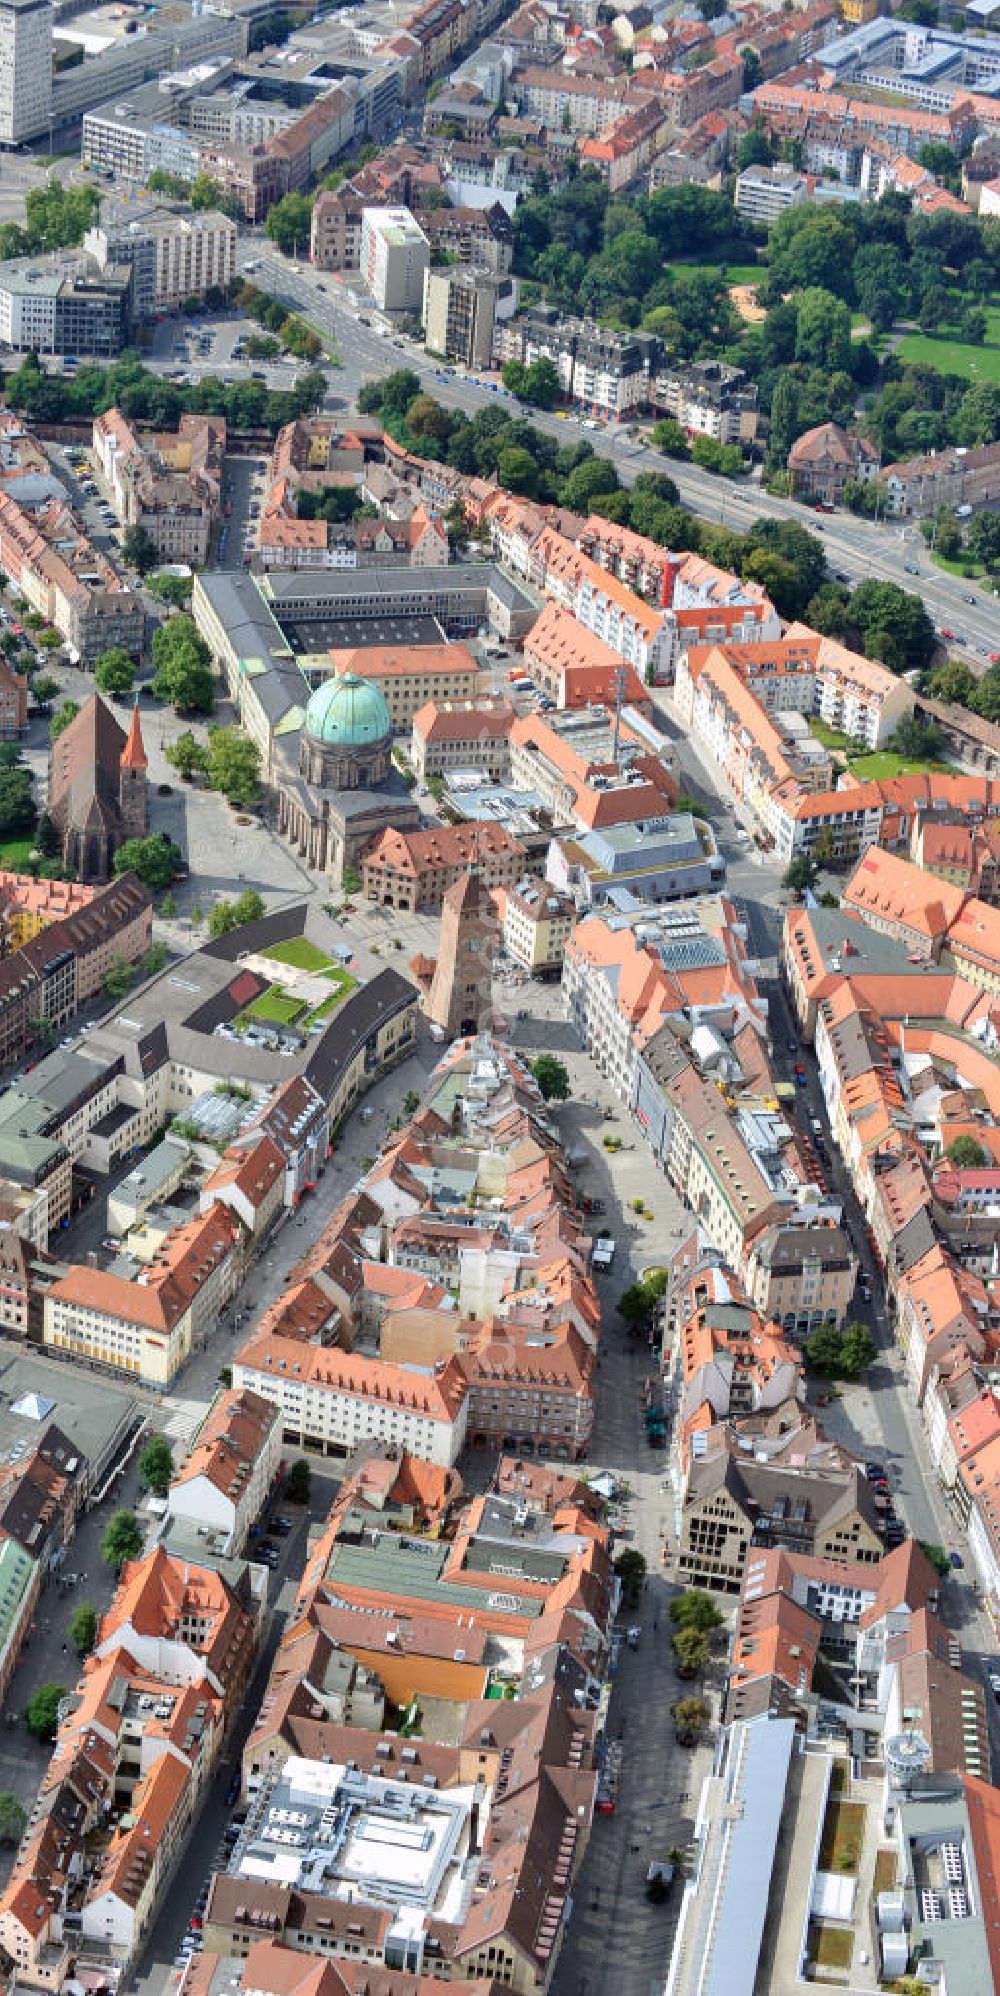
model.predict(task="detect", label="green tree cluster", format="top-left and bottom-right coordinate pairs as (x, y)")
top-left (94, 647), bottom-right (136, 697)
top-left (113, 833), bottom-right (184, 891)
top-left (617, 1269), bottom-right (668, 1336)
top-left (0, 176), bottom-right (99, 263)
top-left (529, 1053), bottom-right (571, 1100)
top-left (806, 1317), bottom-right (876, 1379)
top-left (138, 1434), bottom-right (174, 1495)
top-left (151, 616), bottom-right (214, 714)
top-left (102, 1510), bottom-right (143, 1569)
top-left (4, 347), bottom-right (326, 442)
top-left (208, 888), bottom-right (266, 937)
top-left (0, 748), bottom-right (36, 836)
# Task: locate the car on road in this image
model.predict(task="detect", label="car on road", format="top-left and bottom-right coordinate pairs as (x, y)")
top-left (904, 563), bottom-right (918, 574)
top-left (989, 1672), bottom-right (1000, 1699)
top-left (224, 1770), bottom-right (240, 1806)
top-left (940, 627), bottom-right (955, 640)
top-left (950, 1550), bottom-right (964, 1568)
top-left (964, 592), bottom-right (977, 603)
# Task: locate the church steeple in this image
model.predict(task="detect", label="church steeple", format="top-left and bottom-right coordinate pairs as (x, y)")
top-left (119, 701), bottom-right (148, 839)
top-left (121, 702), bottom-right (147, 770)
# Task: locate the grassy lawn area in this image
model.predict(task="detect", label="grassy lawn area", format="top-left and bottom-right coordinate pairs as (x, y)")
top-left (720, 263), bottom-right (763, 286)
top-left (818, 1799), bottom-right (866, 1875)
top-left (810, 1924), bottom-right (853, 1971)
top-left (932, 550), bottom-right (987, 579)
top-left (850, 751), bottom-right (955, 780)
top-left (247, 989), bottom-right (307, 1026)
top-left (262, 937), bottom-right (335, 974)
top-left (0, 835), bottom-right (36, 871)
top-left (322, 965), bottom-right (355, 989)
top-left (809, 718), bottom-right (851, 752)
top-left (874, 1850), bottom-right (897, 1897)
top-left (897, 329), bottom-right (1000, 383)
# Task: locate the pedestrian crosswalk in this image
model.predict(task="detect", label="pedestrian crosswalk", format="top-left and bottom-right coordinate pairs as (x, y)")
top-left (160, 1398), bottom-right (210, 1449)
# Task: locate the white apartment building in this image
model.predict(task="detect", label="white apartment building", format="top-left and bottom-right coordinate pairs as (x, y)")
top-left (360, 207), bottom-right (429, 314)
top-left (166, 1389), bottom-right (282, 1555)
top-left (574, 573), bottom-right (672, 682)
top-left (0, 0), bottom-right (52, 148)
top-left (233, 1346), bottom-right (469, 1467)
top-left (734, 164), bottom-right (809, 226)
top-left (562, 942), bottom-right (642, 1105)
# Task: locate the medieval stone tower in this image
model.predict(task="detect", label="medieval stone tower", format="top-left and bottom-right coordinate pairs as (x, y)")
top-left (426, 868), bottom-right (498, 1040)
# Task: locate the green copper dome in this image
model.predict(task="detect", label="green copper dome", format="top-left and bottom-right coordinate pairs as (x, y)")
top-left (304, 672), bottom-right (391, 747)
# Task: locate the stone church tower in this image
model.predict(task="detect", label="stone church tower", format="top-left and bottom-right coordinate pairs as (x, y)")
top-left (425, 868), bottom-right (497, 1040)
top-left (119, 702), bottom-right (148, 838)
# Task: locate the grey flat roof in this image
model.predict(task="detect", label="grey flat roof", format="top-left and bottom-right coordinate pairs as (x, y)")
top-left (264, 561), bottom-right (536, 613)
top-left (0, 1348), bottom-right (140, 1477)
top-left (293, 612), bottom-right (446, 654)
top-left (675, 1717), bottom-right (796, 1996)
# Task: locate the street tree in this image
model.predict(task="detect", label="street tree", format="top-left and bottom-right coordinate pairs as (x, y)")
top-left (264, 192), bottom-right (314, 256)
top-left (94, 648), bottom-right (136, 698)
top-left (840, 1320), bottom-right (876, 1378)
top-left (673, 1697), bottom-right (709, 1745)
top-left (207, 888), bottom-right (266, 938)
top-left (285, 1458), bottom-right (311, 1504)
top-left (670, 1590), bottom-right (723, 1635)
top-left (530, 1054), bottom-right (571, 1100)
top-left (0, 1792), bottom-right (26, 1845)
top-left (206, 725), bottom-right (260, 806)
top-left (123, 525), bottom-right (159, 575)
top-left (151, 617), bottom-right (214, 714)
top-left (783, 854), bottom-right (818, 896)
top-left (112, 833), bottom-right (183, 891)
top-left (138, 1435), bottom-right (174, 1495)
top-left (0, 759), bottom-right (36, 836)
top-left (26, 1684), bottom-right (65, 1740)
top-left (67, 1605), bottom-right (98, 1654)
top-left (102, 1510), bottom-right (143, 1570)
top-left (165, 731), bottom-right (210, 781)
top-left (672, 1628), bottom-right (710, 1678)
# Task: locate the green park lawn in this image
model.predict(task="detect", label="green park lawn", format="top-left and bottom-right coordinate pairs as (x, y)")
top-left (262, 937), bottom-right (335, 974)
top-left (809, 718), bottom-right (851, 753)
top-left (0, 835), bottom-right (37, 871)
top-left (247, 988), bottom-right (307, 1026)
top-left (850, 751), bottom-right (955, 781)
top-left (932, 551), bottom-right (988, 579)
top-left (897, 324), bottom-right (1000, 384)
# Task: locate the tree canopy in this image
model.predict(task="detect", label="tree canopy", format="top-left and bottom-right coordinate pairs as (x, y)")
top-left (26, 1684), bottom-right (64, 1740)
top-left (113, 834), bottom-right (183, 891)
top-left (94, 648), bottom-right (136, 697)
top-left (530, 1054), bottom-right (571, 1100)
top-left (138, 1434), bottom-right (174, 1495)
top-left (151, 617), bottom-right (214, 714)
top-left (102, 1510), bottom-right (143, 1569)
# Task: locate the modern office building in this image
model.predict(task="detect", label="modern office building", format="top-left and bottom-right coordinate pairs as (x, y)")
top-left (422, 263), bottom-right (514, 368)
top-left (361, 206), bottom-right (430, 313)
top-left (0, 0), bottom-right (52, 147)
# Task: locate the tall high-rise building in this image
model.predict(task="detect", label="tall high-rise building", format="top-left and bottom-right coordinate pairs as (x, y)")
top-left (0, 0), bottom-right (53, 147)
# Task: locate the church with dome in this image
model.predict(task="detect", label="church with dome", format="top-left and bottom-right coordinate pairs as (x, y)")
top-left (274, 671), bottom-right (420, 885)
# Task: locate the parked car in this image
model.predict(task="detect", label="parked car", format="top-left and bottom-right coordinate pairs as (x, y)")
top-left (950, 1550), bottom-right (964, 1568)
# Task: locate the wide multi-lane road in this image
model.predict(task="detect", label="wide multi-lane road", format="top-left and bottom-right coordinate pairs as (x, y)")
top-left (236, 245), bottom-right (1000, 659)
